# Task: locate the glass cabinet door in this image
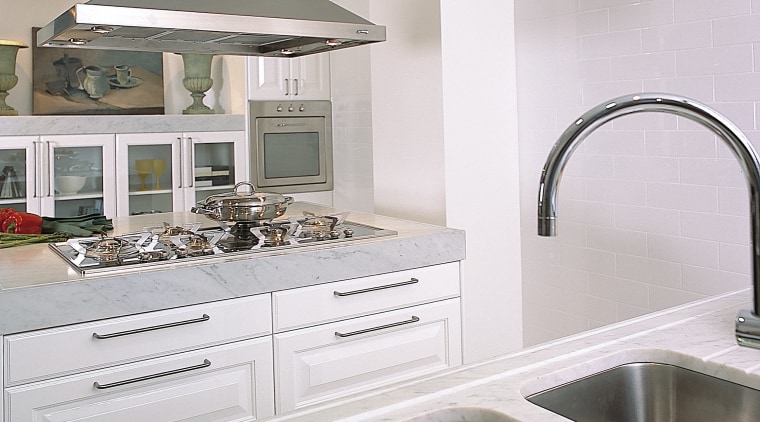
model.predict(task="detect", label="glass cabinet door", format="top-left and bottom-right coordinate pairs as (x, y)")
top-left (0, 137), bottom-right (36, 214)
top-left (116, 133), bottom-right (182, 216)
top-left (184, 131), bottom-right (246, 210)
top-left (39, 134), bottom-right (116, 218)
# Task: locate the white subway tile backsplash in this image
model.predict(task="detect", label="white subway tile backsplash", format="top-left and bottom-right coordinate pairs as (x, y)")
top-left (586, 226), bottom-right (647, 255)
top-left (560, 243), bottom-right (617, 275)
top-left (577, 9), bottom-right (610, 36)
top-left (680, 211), bottom-right (750, 244)
top-left (585, 178), bottom-right (647, 205)
top-left (679, 158), bottom-right (746, 187)
top-left (645, 130), bottom-right (717, 158)
top-left (713, 14), bottom-right (760, 45)
top-left (588, 273), bottom-right (650, 307)
top-left (719, 242), bottom-right (752, 274)
top-left (582, 130), bottom-right (646, 155)
top-left (641, 21), bottom-right (713, 52)
top-left (580, 30), bottom-right (642, 59)
top-left (718, 186), bottom-right (749, 216)
top-left (715, 73), bottom-right (760, 102)
top-left (614, 204), bottom-right (681, 235)
top-left (682, 265), bottom-right (750, 295)
top-left (674, 0), bottom-right (751, 22)
top-left (646, 182), bottom-right (718, 213)
top-left (641, 76), bottom-right (715, 102)
top-left (611, 52), bottom-right (677, 80)
top-left (582, 80), bottom-right (645, 105)
top-left (609, 0), bottom-right (675, 31)
top-left (676, 45), bottom-right (753, 76)
top-left (613, 156), bottom-right (680, 182)
top-left (648, 286), bottom-right (706, 309)
top-left (562, 199), bottom-right (616, 228)
top-left (517, 0), bottom-right (760, 346)
top-left (616, 254), bottom-right (682, 288)
top-left (647, 233), bottom-right (720, 268)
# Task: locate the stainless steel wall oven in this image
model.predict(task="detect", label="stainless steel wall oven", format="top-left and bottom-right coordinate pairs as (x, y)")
top-left (248, 100), bottom-right (333, 194)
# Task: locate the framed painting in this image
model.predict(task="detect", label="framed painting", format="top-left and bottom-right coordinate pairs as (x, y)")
top-left (32, 28), bottom-right (165, 115)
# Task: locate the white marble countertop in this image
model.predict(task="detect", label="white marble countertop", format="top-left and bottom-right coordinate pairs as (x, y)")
top-left (0, 202), bottom-right (465, 335)
top-left (263, 289), bottom-right (760, 421)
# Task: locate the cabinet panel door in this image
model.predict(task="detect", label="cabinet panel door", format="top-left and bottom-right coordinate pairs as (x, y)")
top-left (182, 131), bottom-right (247, 210)
top-left (290, 54), bottom-right (331, 100)
top-left (0, 136), bottom-right (38, 214)
top-left (274, 298), bottom-right (462, 413)
top-left (39, 134), bottom-right (116, 218)
top-left (5, 338), bottom-right (275, 422)
top-left (5, 295), bottom-right (272, 385)
top-left (115, 133), bottom-right (182, 216)
top-left (247, 57), bottom-right (290, 99)
top-left (273, 263), bottom-right (460, 332)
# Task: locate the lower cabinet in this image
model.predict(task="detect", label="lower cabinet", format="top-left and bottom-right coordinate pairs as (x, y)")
top-left (5, 338), bottom-right (274, 421)
top-left (2, 263), bottom-right (463, 420)
top-left (274, 298), bottom-right (462, 413)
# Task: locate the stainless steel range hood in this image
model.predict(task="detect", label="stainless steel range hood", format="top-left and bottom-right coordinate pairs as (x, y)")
top-left (37, 0), bottom-right (386, 57)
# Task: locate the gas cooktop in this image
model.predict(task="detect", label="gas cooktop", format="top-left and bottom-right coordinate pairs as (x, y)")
top-left (49, 213), bottom-right (397, 275)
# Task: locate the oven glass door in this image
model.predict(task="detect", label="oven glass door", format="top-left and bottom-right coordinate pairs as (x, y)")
top-left (253, 116), bottom-right (330, 190)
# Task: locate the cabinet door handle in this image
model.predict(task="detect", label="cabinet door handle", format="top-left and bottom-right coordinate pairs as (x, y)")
top-left (45, 141), bottom-right (55, 198)
top-left (93, 359), bottom-right (211, 389)
top-left (284, 78), bottom-right (290, 96)
top-left (186, 136), bottom-right (195, 188)
top-left (335, 316), bottom-right (420, 338)
top-left (293, 78), bottom-right (299, 96)
top-left (334, 278), bottom-right (419, 297)
top-left (92, 314), bottom-right (210, 339)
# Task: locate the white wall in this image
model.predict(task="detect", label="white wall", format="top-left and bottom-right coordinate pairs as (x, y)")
top-left (3, 0), bottom-right (245, 116)
top-left (516, 0), bottom-right (756, 345)
top-left (369, 0), bottom-right (523, 363)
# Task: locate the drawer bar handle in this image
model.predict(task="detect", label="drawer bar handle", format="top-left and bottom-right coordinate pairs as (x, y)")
top-left (334, 278), bottom-right (419, 297)
top-left (92, 314), bottom-right (211, 340)
top-left (335, 316), bottom-right (420, 338)
top-left (93, 359), bottom-right (211, 390)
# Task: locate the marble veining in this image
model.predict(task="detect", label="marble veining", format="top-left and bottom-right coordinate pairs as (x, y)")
top-left (0, 203), bottom-right (465, 335)
top-left (260, 290), bottom-right (760, 421)
top-left (0, 114), bottom-right (244, 136)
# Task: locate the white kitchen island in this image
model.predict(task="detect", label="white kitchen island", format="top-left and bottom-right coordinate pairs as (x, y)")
top-left (263, 289), bottom-right (760, 421)
top-left (0, 202), bottom-right (465, 420)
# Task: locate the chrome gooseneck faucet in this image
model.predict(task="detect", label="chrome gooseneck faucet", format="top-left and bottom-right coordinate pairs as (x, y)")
top-left (536, 93), bottom-right (760, 348)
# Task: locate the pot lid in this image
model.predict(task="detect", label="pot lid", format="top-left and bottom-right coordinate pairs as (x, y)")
top-left (200, 182), bottom-right (291, 207)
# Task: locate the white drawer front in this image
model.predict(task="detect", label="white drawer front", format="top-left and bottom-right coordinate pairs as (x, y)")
top-left (273, 262), bottom-right (460, 332)
top-left (274, 298), bottom-right (462, 413)
top-left (5, 337), bottom-right (275, 422)
top-left (4, 294), bottom-right (272, 386)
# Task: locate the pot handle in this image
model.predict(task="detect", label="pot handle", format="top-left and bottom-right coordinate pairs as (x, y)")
top-left (233, 181), bottom-right (257, 196)
top-left (190, 206), bottom-right (215, 215)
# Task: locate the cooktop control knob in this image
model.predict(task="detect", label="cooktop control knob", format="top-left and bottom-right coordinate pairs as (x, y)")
top-left (329, 230), bottom-right (340, 239)
top-left (343, 228), bottom-right (354, 238)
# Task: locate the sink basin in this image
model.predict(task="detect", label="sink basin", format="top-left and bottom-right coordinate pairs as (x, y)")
top-left (526, 362), bottom-right (760, 421)
top-left (403, 407), bottom-right (517, 422)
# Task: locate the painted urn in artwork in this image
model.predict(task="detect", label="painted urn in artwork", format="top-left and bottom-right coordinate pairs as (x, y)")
top-left (180, 53), bottom-right (215, 114)
top-left (0, 40), bottom-right (28, 116)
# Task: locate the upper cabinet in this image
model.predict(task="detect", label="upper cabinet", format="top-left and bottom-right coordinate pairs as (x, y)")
top-left (247, 56), bottom-right (331, 101)
top-left (0, 134), bottom-right (116, 218)
top-left (115, 131), bottom-right (246, 216)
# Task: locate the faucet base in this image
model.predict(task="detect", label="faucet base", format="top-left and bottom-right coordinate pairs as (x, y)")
top-left (735, 309), bottom-right (760, 348)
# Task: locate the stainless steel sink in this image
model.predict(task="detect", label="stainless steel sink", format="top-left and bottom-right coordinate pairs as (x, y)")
top-left (526, 362), bottom-right (760, 421)
top-left (403, 407), bottom-right (517, 422)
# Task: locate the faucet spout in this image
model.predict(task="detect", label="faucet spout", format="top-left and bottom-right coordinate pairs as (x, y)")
top-left (536, 93), bottom-right (760, 348)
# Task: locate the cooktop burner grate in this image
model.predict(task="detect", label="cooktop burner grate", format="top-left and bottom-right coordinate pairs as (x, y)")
top-left (49, 213), bottom-right (396, 276)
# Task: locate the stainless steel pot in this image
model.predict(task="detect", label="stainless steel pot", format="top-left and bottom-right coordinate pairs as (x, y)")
top-left (191, 182), bottom-right (294, 223)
